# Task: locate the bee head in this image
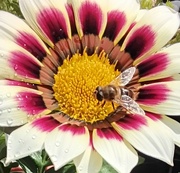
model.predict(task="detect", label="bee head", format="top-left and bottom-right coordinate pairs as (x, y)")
top-left (94, 86), bottom-right (104, 101)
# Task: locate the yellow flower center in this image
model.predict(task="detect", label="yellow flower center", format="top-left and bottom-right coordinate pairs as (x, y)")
top-left (53, 50), bottom-right (120, 123)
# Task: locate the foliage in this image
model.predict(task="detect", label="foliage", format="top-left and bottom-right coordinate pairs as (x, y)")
top-left (0, 0), bottom-right (23, 17)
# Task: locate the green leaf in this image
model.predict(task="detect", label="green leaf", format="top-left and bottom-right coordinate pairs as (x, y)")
top-left (0, 0), bottom-right (23, 18)
top-left (99, 160), bottom-right (117, 173)
top-left (140, 0), bottom-right (154, 9)
top-left (57, 163), bottom-right (76, 173)
top-left (45, 162), bottom-right (76, 173)
top-left (0, 133), bottom-right (6, 160)
top-left (168, 30), bottom-right (180, 45)
top-left (137, 155), bottom-right (145, 165)
top-left (18, 156), bottom-right (39, 173)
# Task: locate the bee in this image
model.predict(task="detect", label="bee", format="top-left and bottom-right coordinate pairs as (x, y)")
top-left (94, 67), bottom-right (145, 116)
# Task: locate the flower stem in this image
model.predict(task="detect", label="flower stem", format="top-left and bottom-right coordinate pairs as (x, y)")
top-left (39, 151), bottom-right (49, 173)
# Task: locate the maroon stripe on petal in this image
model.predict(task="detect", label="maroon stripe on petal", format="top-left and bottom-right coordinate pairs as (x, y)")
top-left (16, 33), bottom-right (47, 61)
top-left (32, 116), bottom-right (60, 132)
top-left (89, 132), bottom-right (93, 147)
top-left (16, 92), bottom-right (46, 115)
top-left (9, 51), bottom-right (40, 79)
top-left (66, 4), bottom-right (77, 35)
top-left (117, 115), bottom-right (147, 130)
top-left (128, 23), bottom-right (136, 31)
top-left (145, 112), bottom-right (162, 121)
top-left (60, 124), bottom-right (86, 135)
top-left (79, 2), bottom-right (103, 35)
top-left (103, 10), bottom-right (126, 41)
top-left (96, 128), bottom-right (123, 141)
top-left (137, 53), bottom-right (168, 78)
top-left (125, 25), bottom-right (155, 60)
top-left (37, 8), bottom-right (68, 43)
top-left (137, 84), bottom-right (170, 106)
top-left (141, 76), bottom-right (175, 86)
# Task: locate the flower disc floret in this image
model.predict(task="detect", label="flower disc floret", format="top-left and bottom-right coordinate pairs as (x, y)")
top-left (53, 50), bottom-right (119, 123)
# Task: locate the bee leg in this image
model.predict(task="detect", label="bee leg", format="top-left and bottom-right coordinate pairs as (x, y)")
top-left (101, 101), bottom-right (106, 107)
top-left (111, 102), bottom-right (115, 110)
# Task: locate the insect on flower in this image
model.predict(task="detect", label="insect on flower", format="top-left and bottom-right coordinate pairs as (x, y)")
top-left (94, 67), bottom-right (145, 115)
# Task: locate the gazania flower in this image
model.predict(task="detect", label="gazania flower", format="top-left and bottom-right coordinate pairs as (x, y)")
top-left (1, 0), bottom-right (180, 172)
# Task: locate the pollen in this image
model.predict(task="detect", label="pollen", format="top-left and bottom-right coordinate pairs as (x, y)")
top-left (53, 50), bottom-right (120, 123)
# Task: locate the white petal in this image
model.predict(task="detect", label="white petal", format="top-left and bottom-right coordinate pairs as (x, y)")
top-left (19, 0), bottom-right (71, 46)
top-left (138, 43), bottom-right (180, 82)
top-left (0, 107), bottom-right (28, 127)
top-left (45, 124), bottom-right (89, 171)
top-left (145, 112), bottom-right (180, 147)
top-left (71, 0), bottom-right (107, 38)
top-left (0, 11), bottom-right (50, 58)
top-left (0, 40), bottom-right (42, 83)
top-left (93, 128), bottom-right (138, 173)
top-left (104, 0), bottom-right (140, 44)
top-left (74, 144), bottom-right (103, 173)
top-left (134, 9), bottom-right (147, 23)
top-left (6, 122), bottom-right (47, 163)
top-left (121, 6), bottom-right (179, 62)
top-left (0, 85), bottom-right (49, 127)
top-left (138, 81), bottom-right (180, 115)
top-left (161, 115), bottom-right (180, 147)
top-left (112, 115), bottom-right (175, 165)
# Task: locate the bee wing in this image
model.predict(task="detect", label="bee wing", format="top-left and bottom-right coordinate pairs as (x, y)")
top-left (120, 95), bottom-right (145, 116)
top-left (110, 67), bottom-right (136, 86)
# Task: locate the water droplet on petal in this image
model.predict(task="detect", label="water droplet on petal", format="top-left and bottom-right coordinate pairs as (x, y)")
top-left (7, 118), bottom-right (13, 126)
top-left (79, 166), bottom-right (83, 172)
top-left (0, 53), bottom-right (4, 57)
top-left (32, 135), bottom-right (36, 139)
top-left (26, 129), bottom-right (30, 133)
top-left (51, 155), bottom-right (57, 162)
top-left (17, 94), bottom-right (23, 101)
top-left (14, 152), bottom-right (20, 158)
top-left (14, 64), bottom-right (18, 70)
top-left (7, 108), bottom-right (11, 113)
top-left (55, 141), bottom-right (60, 147)
top-left (18, 139), bottom-right (22, 143)
top-left (23, 43), bottom-right (27, 47)
top-left (64, 149), bottom-right (69, 153)
top-left (32, 110), bottom-right (36, 115)
top-left (8, 140), bottom-right (12, 144)
top-left (28, 147), bottom-right (31, 151)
